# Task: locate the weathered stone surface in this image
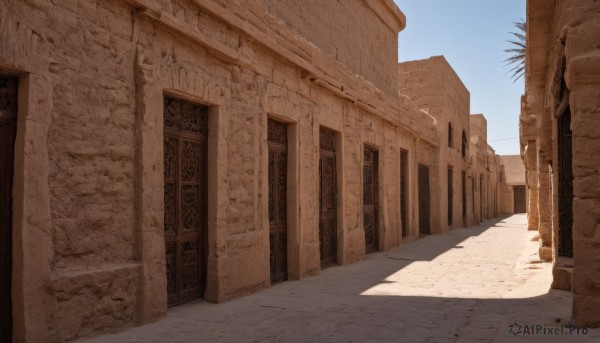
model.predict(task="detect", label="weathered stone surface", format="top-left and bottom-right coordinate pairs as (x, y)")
top-left (398, 57), bottom-right (504, 231)
top-left (522, 0), bottom-right (600, 328)
top-left (552, 266), bottom-right (573, 291)
top-left (1, 0), bottom-right (508, 341)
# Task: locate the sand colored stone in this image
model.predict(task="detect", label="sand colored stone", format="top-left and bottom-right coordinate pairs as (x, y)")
top-left (521, 0), bottom-right (600, 328)
top-left (81, 215), bottom-right (600, 343)
top-left (0, 1), bottom-right (516, 342)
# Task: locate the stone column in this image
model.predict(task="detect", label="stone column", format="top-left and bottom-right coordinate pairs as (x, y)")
top-left (525, 141), bottom-right (539, 231)
top-left (537, 151), bottom-right (552, 260)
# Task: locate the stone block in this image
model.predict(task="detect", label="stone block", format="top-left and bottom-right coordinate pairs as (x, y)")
top-left (552, 265), bottom-right (573, 291)
top-left (573, 295), bottom-right (600, 328)
top-left (539, 245), bottom-right (552, 261)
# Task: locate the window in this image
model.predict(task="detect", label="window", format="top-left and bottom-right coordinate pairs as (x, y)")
top-left (448, 122), bottom-right (453, 148)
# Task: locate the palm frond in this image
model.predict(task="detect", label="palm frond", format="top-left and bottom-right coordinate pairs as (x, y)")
top-left (503, 19), bottom-right (526, 82)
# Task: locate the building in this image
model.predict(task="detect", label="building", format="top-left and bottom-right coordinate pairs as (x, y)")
top-left (0, 1), bottom-right (504, 342)
top-left (499, 155), bottom-right (527, 215)
top-left (398, 57), bottom-right (505, 231)
top-left (520, 0), bottom-right (600, 328)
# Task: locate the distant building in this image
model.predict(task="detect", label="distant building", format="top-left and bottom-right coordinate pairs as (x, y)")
top-left (499, 155), bottom-right (527, 215)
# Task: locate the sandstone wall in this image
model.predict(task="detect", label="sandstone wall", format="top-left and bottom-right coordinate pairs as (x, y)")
top-left (1, 0), bottom-right (440, 341)
top-left (547, 0), bottom-right (600, 327)
top-left (398, 56), bottom-right (474, 231)
top-left (523, 0), bottom-right (600, 327)
top-left (260, 0), bottom-right (404, 97)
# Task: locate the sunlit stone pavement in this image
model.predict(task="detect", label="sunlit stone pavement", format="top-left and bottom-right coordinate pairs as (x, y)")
top-left (82, 214), bottom-right (600, 342)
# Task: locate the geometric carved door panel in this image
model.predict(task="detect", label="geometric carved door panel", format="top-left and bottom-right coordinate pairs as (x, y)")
top-left (268, 119), bottom-right (288, 284)
top-left (164, 96), bottom-right (208, 307)
top-left (513, 185), bottom-right (526, 213)
top-left (1, 75), bottom-right (17, 343)
top-left (319, 128), bottom-right (337, 267)
top-left (418, 164), bottom-right (430, 235)
top-left (363, 147), bottom-right (379, 254)
top-left (558, 106), bottom-right (573, 257)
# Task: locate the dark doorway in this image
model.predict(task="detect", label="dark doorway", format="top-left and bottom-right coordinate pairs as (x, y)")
top-left (163, 96), bottom-right (208, 307)
top-left (480, 175), bottom-right (483, 220)
top-left (558, 106), bottom-right (573, 257)
top-left (319, 128), bottom-right (337, 267)
top-left (1, 75), bottom-right (18, 343)
top-left (471, 178), bottom-right (475, 214)
top-left (448, 167), bottom-right (453, 226)
top-left (418, 164), bottom-right (430, 235)
top-left (513, 185), bottom-right (526, 213)
top-left (363, 147), bottom-right (379, 253)
top-left (462, 171), bottom-right (467, 225)
top-left (268, 119), bottom-right (288, 283)
top-left (400, 150), bottom-right (408, 237)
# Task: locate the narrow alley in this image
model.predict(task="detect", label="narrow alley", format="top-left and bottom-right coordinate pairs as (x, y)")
top-left (82, 215), bottom-right (598, 342)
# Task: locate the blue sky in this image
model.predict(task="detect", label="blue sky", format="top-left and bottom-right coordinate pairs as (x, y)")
top-left (393, 0), bottom-right (526, 155)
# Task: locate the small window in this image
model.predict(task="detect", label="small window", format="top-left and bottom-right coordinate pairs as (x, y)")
top-left (448, 123), bottom-right (453, 148)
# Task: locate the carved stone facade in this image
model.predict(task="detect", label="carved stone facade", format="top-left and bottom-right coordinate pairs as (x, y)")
top-left (0, 1), bottom-right (505, 342)
top-left (521, 0), bottom-right (600, 328)
top-left (398, 57), bottom-right (504, 231)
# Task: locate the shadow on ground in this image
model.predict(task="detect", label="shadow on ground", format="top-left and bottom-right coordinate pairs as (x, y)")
top-left (82, 216), bottom-right (599, 343)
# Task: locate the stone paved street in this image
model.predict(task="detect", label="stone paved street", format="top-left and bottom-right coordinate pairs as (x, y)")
top-left (82, 215), bottom-right (600, 342)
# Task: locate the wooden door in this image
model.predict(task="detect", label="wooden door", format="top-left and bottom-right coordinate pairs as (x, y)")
top-left (163, 96), bottom-right (208, 306)
top-left (418, 164), bottom-right (430, 235)
top-left (513, 185), bottom-right (526, 213)
top-left (268, 119), bottom-right (288, 283)
top-left (0, 76), bottom-right (17, 343)
top-left (363, 147), bottom-right (379, 253)
top-left (319, 128), bottom-right (337, 267)
top-left (400, 150), bottom-right (408, 237)
top-left (558, 107), bottom-right (573, 257)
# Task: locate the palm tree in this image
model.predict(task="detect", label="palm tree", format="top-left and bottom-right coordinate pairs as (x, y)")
top-left (504, 19), bottom-right (526, 82)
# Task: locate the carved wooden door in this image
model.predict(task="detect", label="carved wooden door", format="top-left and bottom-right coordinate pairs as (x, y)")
top-left (558, 107), bottom-right (573, 257)
top-left (268, 119), bottom-right (288, 283)
top-left (363, 147), bottom-right (379, 253)
top-left (513, 185), bottom-right (526, 213)
top-left (400, 150), bottom-right (408, 237)
top-left (163, 96), bottom-right (208, 306)
top-left (418, 164), bottom-right (430, 235)
top-left (319, 128), bottom-right (337, 267)
top-left (0, 76), bottom-right (17, 343)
